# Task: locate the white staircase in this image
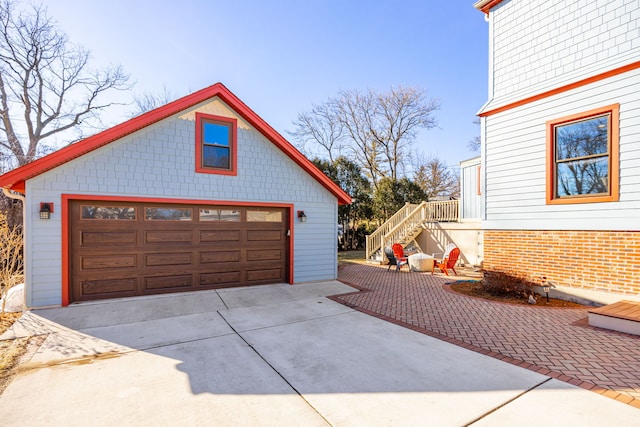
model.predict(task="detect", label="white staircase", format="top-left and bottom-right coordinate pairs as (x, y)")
top-left (365, 200), bottom-right (459, 261)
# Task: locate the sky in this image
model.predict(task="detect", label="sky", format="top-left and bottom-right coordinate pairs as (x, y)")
top-left (40, 0), bottom-right (489, 172)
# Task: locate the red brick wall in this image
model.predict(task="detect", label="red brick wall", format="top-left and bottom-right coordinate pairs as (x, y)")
top-left (484, 230), bottom-right (640, 295)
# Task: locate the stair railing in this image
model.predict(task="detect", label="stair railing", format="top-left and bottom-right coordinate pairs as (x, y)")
top-left (366, 200), bottom-right (460, 260)
top-left (365, 203), bottom-right (419, 259)
top-left (382, 202), bottom-right (429, 249)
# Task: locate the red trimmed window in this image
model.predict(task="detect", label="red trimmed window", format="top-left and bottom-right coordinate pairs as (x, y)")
top-left (195, 113), bottom-right (237, 175)
top-left (546, 104), bottom-right (619, 204)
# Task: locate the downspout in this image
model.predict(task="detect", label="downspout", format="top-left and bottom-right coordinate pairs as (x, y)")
top-left (2, 187), bottom-right (26, 311)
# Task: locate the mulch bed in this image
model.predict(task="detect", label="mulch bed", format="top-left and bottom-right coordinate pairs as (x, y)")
top-left (448, 280), bottom-right (588, 308)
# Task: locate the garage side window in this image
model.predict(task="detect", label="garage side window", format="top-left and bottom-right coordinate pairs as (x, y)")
top-left (195, 113), bottom-right (237, 176)
top-left (199, 209), bottom-right (240, 221)
top-left (81, 206), bottom-right (136, 220)
top-left (546, 104), bottom-right (619, 204)
top-left (247, 210), bottom-right (282, 222)
top-left (145, 207), bottom-right (192, 221)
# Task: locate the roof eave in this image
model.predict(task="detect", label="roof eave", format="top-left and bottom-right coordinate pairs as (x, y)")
top-left (473, 0), bottom-right (504, 14)
top-left (0, 83), bottom-right (352, 205)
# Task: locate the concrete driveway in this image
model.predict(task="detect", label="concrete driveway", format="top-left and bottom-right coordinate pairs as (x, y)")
top-left (1, 281), bottom-right (638, 426)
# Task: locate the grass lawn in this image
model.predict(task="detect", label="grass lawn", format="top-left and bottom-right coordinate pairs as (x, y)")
top-left (338, 250), bottom-right (367, 265)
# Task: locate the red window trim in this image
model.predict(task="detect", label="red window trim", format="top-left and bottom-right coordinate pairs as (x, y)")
top-left (546, 104), bottom-right (620, 205)
top-left (195, 112), bottom-right (238, 176)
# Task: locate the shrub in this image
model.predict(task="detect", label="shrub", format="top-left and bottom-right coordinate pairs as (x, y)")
top-left (0, 212), bottom-right (23, 313)
top-left (482, 270), bottom-right (537, 299)
top-left (0, 193), bottom-right (22, 231)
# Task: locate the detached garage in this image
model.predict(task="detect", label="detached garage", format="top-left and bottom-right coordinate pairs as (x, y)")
top-left (0, 83), bottom-right (351, 308)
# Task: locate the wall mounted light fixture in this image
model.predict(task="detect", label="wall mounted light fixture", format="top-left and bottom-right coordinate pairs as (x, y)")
top-left (39, 202), bottom-right (53, 220)
top-left (297, 210), bottom-right (307, 223)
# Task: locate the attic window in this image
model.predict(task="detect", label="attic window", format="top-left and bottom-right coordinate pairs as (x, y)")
top-left (195, 113), bottom-right (237, 175)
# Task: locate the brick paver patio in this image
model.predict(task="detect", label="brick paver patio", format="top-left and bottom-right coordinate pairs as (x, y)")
top-left (335, 263), bottom-right (640, 408)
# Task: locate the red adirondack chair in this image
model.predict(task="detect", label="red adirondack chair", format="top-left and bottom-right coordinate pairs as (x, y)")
top-left (432, 247), bottom-right (460, 276)
top-left (392, 243), bottom-right (408, 262)
top-left (384, 246), bottom-right (408, 272)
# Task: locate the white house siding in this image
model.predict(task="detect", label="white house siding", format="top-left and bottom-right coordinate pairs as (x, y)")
top-left (24, 98), bottom-right (338, 307)
top-left (489, 0), bottom-right (640, 106)
top-left (460, 157), bottom-right (482, 220)
top-left (483, 68), bottom-right (640, 231)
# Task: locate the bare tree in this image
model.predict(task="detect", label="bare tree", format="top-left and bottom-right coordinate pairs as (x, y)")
top-left (131, 85), bottom-right (179, 117)
top-left (336, 86), bottom-right (439, 189)
top-left (334, 89), bottom-right (385, 187)
top-left (468, 118), bottom-right (481, 153)
top-left (413, 155), bottom-right (457, 200)
top-left (372, 86), bottom-right (439, 180)
top-left (289, 100), bottom-right (343, 162)
top-left (0, 0), bottom-right (130, 166)
top-left (290, 86), bottom-right (439, 190)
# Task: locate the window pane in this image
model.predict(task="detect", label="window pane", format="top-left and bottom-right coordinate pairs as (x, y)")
top-left (81, 206), bottom-right (136, 220)
top-left (203, 145), bottom-right (230, 169)
top-left (555, 115), bottom-right (608, 162)
top-left (203, 122), bottom-right (230, 147)
top-left (199, 209), bottom-right (240, 221)
top-left (246, 210), bottom-right (282, 222)
top-left (145, 207), bottom-right (192, 221)
top-left (556, 157), bottom-right (609, 196)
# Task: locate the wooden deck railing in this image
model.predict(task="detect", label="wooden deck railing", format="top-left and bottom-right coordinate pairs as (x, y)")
top-left (365, 200), bottom-right (459, 260)
top-left (365, 203), bottom-right (419, 260)
top-left (424, 200), bottom-right (458, 222)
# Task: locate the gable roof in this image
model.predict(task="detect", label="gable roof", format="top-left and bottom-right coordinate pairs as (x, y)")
top-left (0, 82), bottom-right (351, 205)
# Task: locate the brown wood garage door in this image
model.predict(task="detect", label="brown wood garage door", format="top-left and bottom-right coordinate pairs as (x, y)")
top-left (69, 200), bottom-right (289, 302)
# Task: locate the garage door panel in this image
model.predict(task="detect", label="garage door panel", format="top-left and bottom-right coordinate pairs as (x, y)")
top-left (81, 231), bottom-right (137, 246)
top-left (200, 271), bottom-right (241, 286)
top-left (247, 230), bottom-right (282, 241)
top-left (145, 230), bottom-right (193, 244)
top-left (70, 201), bottom-right (289, 302)
top-left (144, 274), bottom-right (192, 290)
top-left (81, 255), bottom-right (137, 270)
top-left (200, 230), bottom-right (241, 242)
top-left (247, 249), bottom-right (282, 261)
top-left (247, 268), bottom-right (283, 282)
top-left (200, 251), bottom-right (242, 264)
top-left (81, 277), bottom-right (138, 295)
top-left (144, 253), bottom-right (193, 267)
